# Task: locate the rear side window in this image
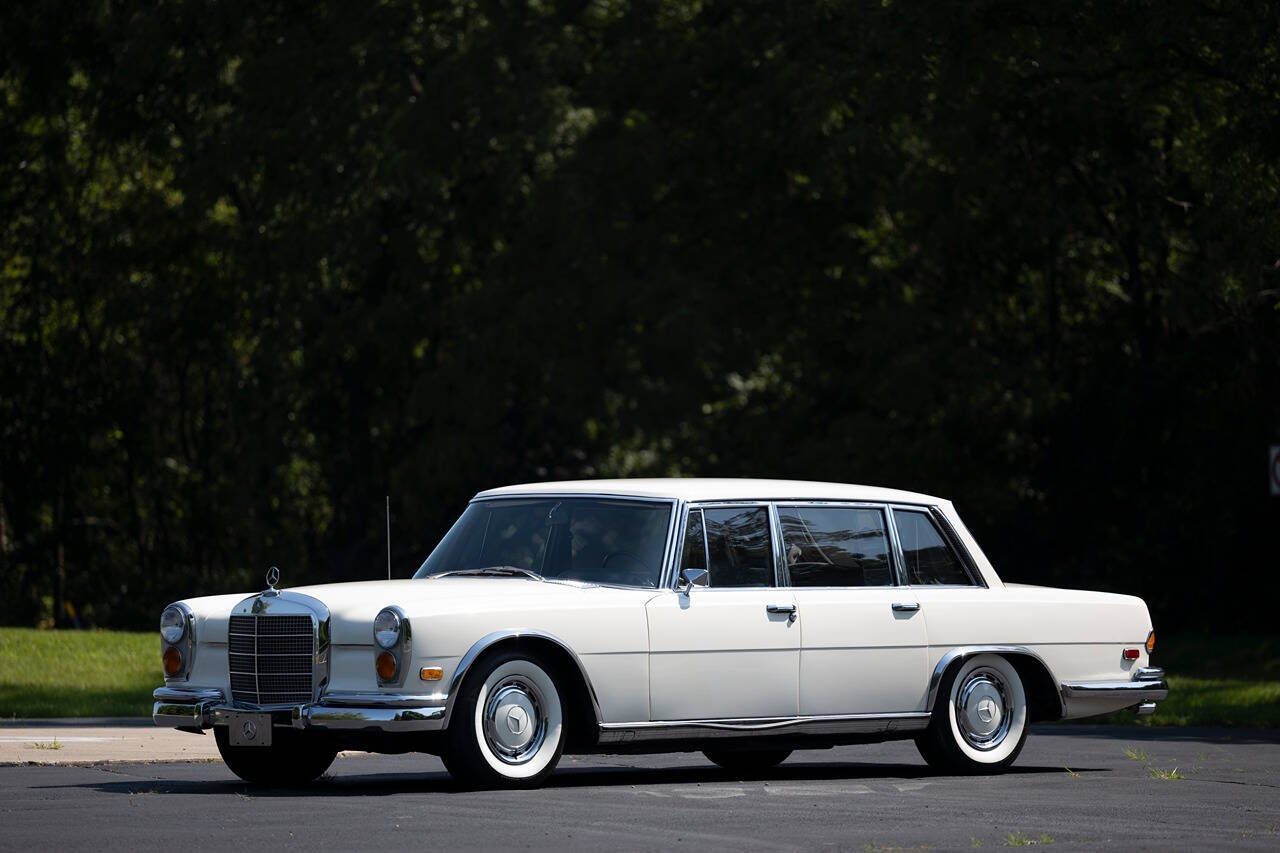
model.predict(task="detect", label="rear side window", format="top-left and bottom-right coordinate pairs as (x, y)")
top-left (701, 506), bottom-right (774, 587)
top-left (893, 509), bottom-right (975, 586)
top-left (778, 506), bottom-right (893, 587)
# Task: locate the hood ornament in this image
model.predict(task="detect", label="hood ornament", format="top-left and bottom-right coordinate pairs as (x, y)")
top-left (264, 565), bottom-right (281, 596)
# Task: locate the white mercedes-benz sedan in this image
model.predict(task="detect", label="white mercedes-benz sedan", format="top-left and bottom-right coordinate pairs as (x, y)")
top-left (153, 479), bottom-right (1167, 788)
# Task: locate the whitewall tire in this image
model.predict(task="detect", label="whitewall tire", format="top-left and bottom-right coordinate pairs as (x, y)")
top-left (915, 653), bottom-right (1028, 774)
top-left (443, 651), bottom-right (565, 788)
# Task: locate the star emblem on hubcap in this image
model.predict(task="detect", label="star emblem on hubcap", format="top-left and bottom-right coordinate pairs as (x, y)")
top-left (506, 707), bottom-right (529, 735)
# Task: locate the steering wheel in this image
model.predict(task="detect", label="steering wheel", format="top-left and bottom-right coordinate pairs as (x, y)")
top-left (602, 550), bottom-right (649, 577)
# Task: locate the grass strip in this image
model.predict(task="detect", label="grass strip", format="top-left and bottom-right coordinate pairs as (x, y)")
top-left (0, 627), bottom-right (156, 718)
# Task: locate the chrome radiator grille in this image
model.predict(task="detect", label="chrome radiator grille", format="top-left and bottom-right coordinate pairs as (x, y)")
top-left (228, 614), bottom-right (315, 705)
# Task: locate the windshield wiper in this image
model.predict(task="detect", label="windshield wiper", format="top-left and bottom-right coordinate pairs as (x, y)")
top-left (428, 565), bottom-right (544, 581)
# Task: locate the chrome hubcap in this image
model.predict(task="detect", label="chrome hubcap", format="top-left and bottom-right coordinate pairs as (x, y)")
top-left (955, 668), bottom-right (1011, 750)
top-left (482, 677), bottom-right (546, 764)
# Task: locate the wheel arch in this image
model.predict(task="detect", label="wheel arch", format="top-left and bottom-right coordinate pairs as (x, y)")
top-left (928, 646), bottom-right (1064, 723)
top-left (442, 629), bottom-right (603, 750)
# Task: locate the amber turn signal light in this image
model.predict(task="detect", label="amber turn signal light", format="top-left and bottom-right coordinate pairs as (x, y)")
top-left (1145, 630), bottom-right (1156, 655)
top-left (376, 651), bottom-right (397, 681)
top-left (162, 645), bottom-right (183, 677)
top-left (419, 666), bottom-right (443, 681)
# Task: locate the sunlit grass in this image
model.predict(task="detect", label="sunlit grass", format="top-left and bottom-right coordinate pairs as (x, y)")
top-left (1147, 765), bottom-right (1185, 780)
top-left (0, 627), bottom-right (157, 718)
top-left (1004, 832), bottom-right (1054, 846)
top-left (1088, 633), bottom-right (1280, 728)
top-left (1104, 675), bottom-right (1280, 728)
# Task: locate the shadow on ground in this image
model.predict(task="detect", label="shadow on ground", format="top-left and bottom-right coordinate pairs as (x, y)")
top-left (1036, 723), bottom-right (1280, 745)
top-left (36, 758), bottom-right (1102, 797)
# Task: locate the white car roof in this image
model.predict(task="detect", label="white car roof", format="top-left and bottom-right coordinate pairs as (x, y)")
top-left (473, 478), bottom-right (944, 506)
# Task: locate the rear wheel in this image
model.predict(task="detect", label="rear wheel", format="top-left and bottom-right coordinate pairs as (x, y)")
top-left (703, 748), bottom-right (792, 773)
top-left (214, 727), bottom-right (337, 786)
top-left (915, 653), bottom-right (1028, 775)
top-left (442, 650), bottom-right (565, 789)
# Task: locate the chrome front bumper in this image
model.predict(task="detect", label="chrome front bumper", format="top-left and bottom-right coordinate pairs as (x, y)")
top-left (1060, 666), bottom-right (1169, 715)
top-left (153, 687), bottom-right (447, 733)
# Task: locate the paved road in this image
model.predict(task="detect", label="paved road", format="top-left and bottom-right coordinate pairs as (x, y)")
top-left (2, 725), bottom-right (1277, 851)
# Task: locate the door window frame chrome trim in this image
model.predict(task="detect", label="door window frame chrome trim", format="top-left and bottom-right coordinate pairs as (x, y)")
top-left (774, 501), bottom-right (900, 589)
top-left (664, 497), bottom-right (988, 592)
top-left (671, 501), bottom-right (780, 590)
top-left (669, 503), bottom-right (709, 589)
top-left (887, 504), bottom-right (987, 589)
top-left (928, 506), bottom-right (986, 587)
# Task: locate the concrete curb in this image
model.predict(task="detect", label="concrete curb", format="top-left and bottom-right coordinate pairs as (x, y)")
top-left (1, 717), bottom-right (152, 728)
top-left (0, 718), bottom-right (377, 766)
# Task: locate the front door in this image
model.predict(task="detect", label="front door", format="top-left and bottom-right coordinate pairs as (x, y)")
top-left (646, 505), bottom-right (800, 720)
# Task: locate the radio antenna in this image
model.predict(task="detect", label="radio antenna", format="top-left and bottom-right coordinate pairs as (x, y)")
top-left (385, 495), bottom-right (392, 580)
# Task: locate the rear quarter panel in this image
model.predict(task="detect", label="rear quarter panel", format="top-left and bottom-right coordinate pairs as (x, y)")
top-left (916, 584), bottom-right (1155, 717)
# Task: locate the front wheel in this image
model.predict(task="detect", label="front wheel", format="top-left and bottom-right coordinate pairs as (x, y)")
top-left (703, 748), bottom-right (792, 773)
top-left (442, 650), bottom-right (566, 789)
top-left (915, 653), bottom-right (1028, 775)
top-left (214, 727), bottom-right (337, 786)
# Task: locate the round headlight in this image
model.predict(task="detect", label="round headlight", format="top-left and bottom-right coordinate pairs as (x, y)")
top-left (373, 608), bottom-right (401, 649)
top-left (160, 606), bottom-right (186, 644)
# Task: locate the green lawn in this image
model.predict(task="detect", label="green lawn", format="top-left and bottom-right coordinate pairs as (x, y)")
top-left (1, 627), bottom-right (1277, 725)
top-left (0, 627), bottom-right (158, 718)
top-left (1092, 634), bottom-right (1280, 728)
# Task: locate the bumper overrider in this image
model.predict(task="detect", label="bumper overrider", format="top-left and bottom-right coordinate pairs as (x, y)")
top-left (1060, 666), bottom-right (1170, 716)
top-left (153, 686), bottom-right (448, 733)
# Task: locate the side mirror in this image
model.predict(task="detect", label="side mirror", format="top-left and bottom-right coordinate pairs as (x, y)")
top-left (679, 568), bottom-right (709, 594)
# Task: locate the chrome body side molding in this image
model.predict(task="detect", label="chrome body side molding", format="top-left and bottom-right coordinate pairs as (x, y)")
top-left (441, 628), bottom-right (604, 728)
top-left (597, 712), bottom-right (931, 744)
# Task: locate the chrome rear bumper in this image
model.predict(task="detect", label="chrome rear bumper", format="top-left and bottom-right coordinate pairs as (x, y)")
top-left (1060, 666), bottom-right (1169, 714)
top-left (153, 686), bottom-right (447, 733)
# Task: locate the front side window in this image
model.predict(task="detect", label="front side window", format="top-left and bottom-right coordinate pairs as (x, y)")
top-left (698, 506), bottom-right (775, 587)
top-left (414, 498), bottom-right (672, 587)
top-left (779, 505), bottom-right (893, 587)
top-left (893, 509), bottom-right (975, 586)
top-left (680, 508), bottom-right (707, 572)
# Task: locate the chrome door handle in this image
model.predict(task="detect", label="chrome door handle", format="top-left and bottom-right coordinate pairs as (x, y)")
top-left (891, 602), bottom-right (921, 612)
top-left (767, 604), bottom-right (798, 623)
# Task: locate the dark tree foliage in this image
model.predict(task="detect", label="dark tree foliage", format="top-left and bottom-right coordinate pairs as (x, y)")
top-left (2, 1), bottom-right (1277, 630)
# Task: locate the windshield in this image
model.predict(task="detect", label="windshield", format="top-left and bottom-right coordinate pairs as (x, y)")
top-left (414, 497), bottom-right (673, 588)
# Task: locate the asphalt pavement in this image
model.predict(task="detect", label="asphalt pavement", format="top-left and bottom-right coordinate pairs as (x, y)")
top-left (2, 724), bottom-right (1277, 851)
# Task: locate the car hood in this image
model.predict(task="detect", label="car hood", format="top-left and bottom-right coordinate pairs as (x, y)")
top-left (176, 576), bottom-right (656, 644)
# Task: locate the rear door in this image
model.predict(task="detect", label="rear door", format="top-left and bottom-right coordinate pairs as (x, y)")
top-left (646, 504), bottom-right (800, 720)
top-left (782, 503), bottom-right (930, 714)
